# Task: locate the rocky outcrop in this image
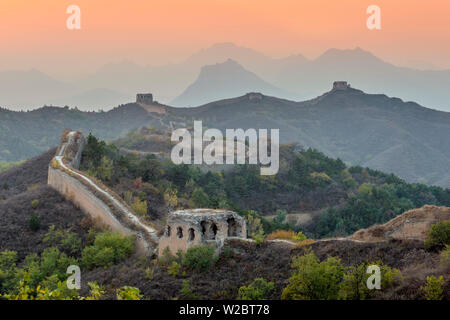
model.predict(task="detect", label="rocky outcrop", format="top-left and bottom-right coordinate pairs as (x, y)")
top-left (48, 130), bottom-right (159, 254)
top-left (351, 205), bottom-right (450, 242)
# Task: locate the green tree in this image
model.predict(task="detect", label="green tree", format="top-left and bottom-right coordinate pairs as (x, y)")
top-left (81, 231), bottom-right (135, 269)
top-left (192, 187), bottom-right (210, 208)
top-left (97, 156), bottom-right (114, 181)
top-left (29, 214), bottom-right (40, 231)
top-left (183, 245), bottom-right (217, 272)
top-left (282, 251), bottom-right (345, 300)
top-left (131, 197), bottom-right (148, 217)
top-left (425, 221), bottom-right (450, 250)
top-left (237, 278), bottom-right (275, 300)
top-left (246, 210), bottom-right (265, 242)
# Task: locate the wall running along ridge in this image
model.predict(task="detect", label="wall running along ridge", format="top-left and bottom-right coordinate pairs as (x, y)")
top-left (48, 131), bottom-right (159, 254)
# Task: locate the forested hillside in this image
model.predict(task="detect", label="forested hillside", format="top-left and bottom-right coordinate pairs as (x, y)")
top-left (79, 133), bottom-right (450, 238)
top-left (0, 104), bottom-right (163, 163)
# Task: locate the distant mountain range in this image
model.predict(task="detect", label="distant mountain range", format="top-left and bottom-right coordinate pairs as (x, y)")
top-left (171, 59), bottom-right (293, 107)
top-left (1, 83), bottom-right (450, 188)
top-left (1, 43), bottom-right (450, 111)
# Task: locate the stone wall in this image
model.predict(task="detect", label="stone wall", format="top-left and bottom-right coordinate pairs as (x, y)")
top-left (48, 130), bottom-right (158, 255)
top-left (48, 167), bottom-right (150, 251)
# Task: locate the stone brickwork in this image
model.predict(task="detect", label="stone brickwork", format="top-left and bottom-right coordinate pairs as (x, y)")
top-left (158, 209), bottom-right (247, 255)
top-left (48, 130), bottom-right (158, 254)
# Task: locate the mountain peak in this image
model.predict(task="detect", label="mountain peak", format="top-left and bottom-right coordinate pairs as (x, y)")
top-left (171, 59), bottom-right (286, 107)
top-left (316, 47), bottom-right (383, 64)
top-left (199, 59), bottom-right (246, 75)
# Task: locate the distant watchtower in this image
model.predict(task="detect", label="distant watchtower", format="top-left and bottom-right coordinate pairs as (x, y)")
top-left (136, 93), bottom-right (153, 105)
top-left (332, 81), bottom-right (350, 90)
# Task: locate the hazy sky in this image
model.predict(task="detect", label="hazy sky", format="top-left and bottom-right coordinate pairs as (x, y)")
top-left (1, 0), bottom-right (449, 74)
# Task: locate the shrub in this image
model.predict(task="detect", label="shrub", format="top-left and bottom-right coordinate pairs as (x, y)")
top-left (60, 232), bottom-right (82, 256)
top-left (43, 226), bottom-right (81, 255)
top-left (440, 245), bottom-right (450, 266)
top-left (40, 247), bottom-right (78, 280)
top-left (131, 197), bottom-right (148, 217)
top-left (424, 275), bottom-right (444, 300)
top-left (116, 286), bottom-right (143, 300)
top-left (339, 262), bottom-right (401, 300)
top-left (293, 239), bottom-right (315, 248)
top-left (158, 247), bottom-right (177, 267)
top-left (425, 221), bottom-right (450, 250)
top-left (29, 214), bottom-right (40, 231)
top-left (237, 278), bottom-right (275, 300)
top-left (0, 250), bottom-right (19, 293)
top-left (164, 188), bottom-right (178, 210)
top-left (273, 209), bottom-right (287, 225)
top-left (183, 245), bottom-right (217, 272)
top-left (180, 280), bottom-right (199, 300)
top-left (246, 211), bottom-right (265, 240)
top-left (222, 246), bottom-right (232, 259)
top-left (167, 261), bottom-right (181, 277)
top-left (266, 230), bottom-right (296, 241)
top-left (81, 231), bottom-right (135, 269)
top-left (253, 233), bottom-right (264, 245)
top-left (282, 251), bottom-right (345, 300)
top-left (31, 200), bottom-right (39, 209)
top-left (266, 230), bottom-right (306, 242)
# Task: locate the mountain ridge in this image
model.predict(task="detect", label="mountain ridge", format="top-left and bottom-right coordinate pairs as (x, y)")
top-left (2, 43), bottom-right (450, 111)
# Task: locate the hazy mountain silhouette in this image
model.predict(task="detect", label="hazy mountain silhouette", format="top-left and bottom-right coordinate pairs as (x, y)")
top-left (0, 69), bottom-right (71, 109)
top-left (171, 59), bottom-right (293, 106)
top-left (1, 43), bottom-right (450, 111)
top-left (266, 47), bottom-right (450, 111)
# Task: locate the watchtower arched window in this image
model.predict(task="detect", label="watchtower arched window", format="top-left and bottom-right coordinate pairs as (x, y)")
top-left (188, 228), bottom-right (195, 242)
top-left (200, 221), bottom-right (218, 240)
top-left (177, 227), bottom-right (183, 239)
top-left (227, 217), bottom-right (237, 237)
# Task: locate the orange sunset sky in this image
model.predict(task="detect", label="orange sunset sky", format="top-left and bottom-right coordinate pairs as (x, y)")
top-left (1, 0), bottom-right (449, 74)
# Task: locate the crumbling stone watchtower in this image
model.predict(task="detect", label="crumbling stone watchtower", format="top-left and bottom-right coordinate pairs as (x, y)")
top-left (136, 93), bottom-right (153, 104)
top-left (332, 81), bottom-right (350, 90)
top-left (158, 209), bottom-right (247, 255)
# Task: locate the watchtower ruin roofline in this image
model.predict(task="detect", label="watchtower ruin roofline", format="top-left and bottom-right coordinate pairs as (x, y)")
top-left (332, 81), bottom-right (350, 91)
top-left (158, 209), bottom-right (247, 256)
top-left (136, 93), bottom-right (153, 104)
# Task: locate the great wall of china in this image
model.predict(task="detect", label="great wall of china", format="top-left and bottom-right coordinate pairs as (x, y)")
top-left (47, 130), bottom-right (159, 254)
top-left (47, 130), bottom-right (249, 257)
top-left (47, 130), bottom-right (445, 257)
